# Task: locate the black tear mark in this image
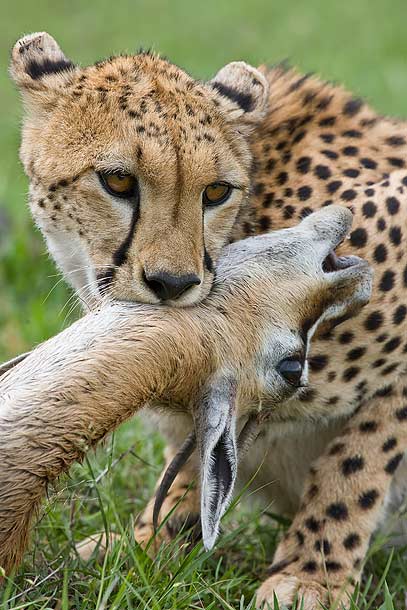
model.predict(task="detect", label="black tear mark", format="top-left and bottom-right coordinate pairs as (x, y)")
top-left (112, 190), bottom-right (140, 267)
top-left (26, 58), bottom-right (75, 80)
top-left (211, 81), bottom-right (254, 112)
top-left (204, 248), bottom-right (214, 273)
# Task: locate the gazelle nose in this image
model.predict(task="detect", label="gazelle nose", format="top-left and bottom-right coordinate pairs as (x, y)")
top-left (143, 271), bottom-right (201, 301)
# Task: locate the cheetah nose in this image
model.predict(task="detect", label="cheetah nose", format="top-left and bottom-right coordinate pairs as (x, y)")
top-left (143, 270), bottom-right (201, 301)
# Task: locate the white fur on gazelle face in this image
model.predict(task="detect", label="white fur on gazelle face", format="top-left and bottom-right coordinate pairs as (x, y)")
top-left (209, 205), bottom-right (373, 419)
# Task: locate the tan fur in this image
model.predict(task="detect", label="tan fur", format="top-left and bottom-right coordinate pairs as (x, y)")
top-left (9, 33), bottom-right (407, 607)
top-left (10, 33), bottom-right (270, 307)
top-left (0, 206), bottom-right (370, 578)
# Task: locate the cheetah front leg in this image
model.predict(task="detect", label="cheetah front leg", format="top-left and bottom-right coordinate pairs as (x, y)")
top-left (256, 385), bottom-right (407, 609)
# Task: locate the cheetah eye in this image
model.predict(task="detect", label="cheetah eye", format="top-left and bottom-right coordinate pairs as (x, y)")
top-left (203, 182), bottom-right (233, 206)
top-left (277, 358), bottom-right (303, 386)
top-left (99, 172), bottom-right (138, 199)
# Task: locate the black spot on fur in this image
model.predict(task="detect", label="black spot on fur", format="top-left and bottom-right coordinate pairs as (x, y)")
top-left (374, 384), bottom-right (394, 398)
top-left (326, 561), bottom-right (342, 572)
top-left (358, 489), bottom-right (379, 509)
top-left (276, 171), bottom-right (288, 185)
top-left (347, 347), bottom-right (366, 361)
top-left (389, 226), bottom-right (402, 246)
top-left (315, 539), bottom-right (331, 555)
top-left (308, 484), bottom-right (319, 499)
top-left (339, 331), bottom-right (354, 344)
top-left (385, 453), bottom-right (404, 474)
top-left (382, 337), bottom-right (401, 353)
top-left (342, 146), bottom-right (358, 156)
top-left (374, 244), bottom-right (387, 264)
top-left (293, 130), bottom-right (306, 144)
top-left (296, 156), bottom-right (311, 174)
top-left (314, 165), bottom-right (331, 180)
top-left (297, 185), bottom-right (312, 201)
top-left (387, 157), bottom-right (405, 168)
top-left (364, 311), bottom-right (383, 331)
top-left (343, 98), bottom-right (363, 116)
top-left (343, 533), bottom-right (361, 550)
top-left (350, 228), bottom-right (367, 248)
top-left (309, 355), bottom-right (328, 372)
top-left (259, 215), bottom-right (271, 231)
top-left (342, 455), bottom-right (364, 476)
top-left (319, 116), bottom-right (336, 127)
top-left (395, 406), bottom-right (407, 421)
top-left (359, 420), bottom-right (378, 433)
top-left (343, 367), bottom-right (360, 382)
top-left (320, 133), bottom-right (335, 144)
top-left (262, 193), bottom-right (274, 208)
top-left (382, 437), bottom-right (397, 452)
top-left (341, 189), bottom-right (357, 202)
top-left (342, 129), bottom-right (362, 138)
top-left (329, 442), bottom-right (345, 456)
top-left (283, 205), bottom-right (295, 219)
top-left (327, 180), bottom-right (342, 194)
top-left (305, 517), bottom-right (320, 532)
top-left (386, 197), bottom-right (400, 215)
top-left (343, 168), bottom-right (360, 178)
top-left (379, 270), bottom-right (395, 292)
top-left (361, 157), bottom-right (377, 170)
top-left (377, 217), bottom-right (387, 231)
top-left (386, 135), bottom-right (406, 146)
top-left (326, 502), bottom-right (348, 520)
top-left (302, 560), bottom-right (318, 573)
top-left (296, 530), bottom-right (305, 546)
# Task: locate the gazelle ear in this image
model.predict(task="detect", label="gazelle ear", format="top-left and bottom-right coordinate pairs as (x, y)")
top-left (195, 374), bottom-right (238, 550)
top-left (10, 32), bottom-right (76, 96)
top-left (209, 61), bottom-right (269, 127)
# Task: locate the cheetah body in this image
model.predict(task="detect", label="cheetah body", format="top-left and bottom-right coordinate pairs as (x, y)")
top-left (137, 66), bottom-right (407, 608)
top-left (11, 34), bottom-right (407, 608)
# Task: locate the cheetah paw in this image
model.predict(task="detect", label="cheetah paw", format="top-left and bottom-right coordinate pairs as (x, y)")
top-left (75, 532), bottom-right (121, 562)
top-left (256, 574), bottom-right (350, 609)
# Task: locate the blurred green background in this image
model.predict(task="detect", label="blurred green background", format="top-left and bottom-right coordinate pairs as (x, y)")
top-left (1, 0), bottom-right (407, 360)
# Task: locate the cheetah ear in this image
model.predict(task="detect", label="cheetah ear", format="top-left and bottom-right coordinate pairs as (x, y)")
top-left (10, 32), bottom-right (76, 100)
top-left (209, 61), bottom-right (269, 128)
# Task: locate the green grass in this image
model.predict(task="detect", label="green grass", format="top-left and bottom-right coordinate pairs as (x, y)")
top-left (1, 0), bottom-right (407, 607)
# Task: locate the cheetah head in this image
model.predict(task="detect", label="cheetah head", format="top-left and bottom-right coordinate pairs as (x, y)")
top-left (10, 32), bottom-right (269, 308)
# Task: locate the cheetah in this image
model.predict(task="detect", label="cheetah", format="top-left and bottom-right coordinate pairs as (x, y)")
top-left (10, 32), bottom-right (407, 608)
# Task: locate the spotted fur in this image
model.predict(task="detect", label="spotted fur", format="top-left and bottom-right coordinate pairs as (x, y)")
top-left (10, 33), bottom-right (407, 609)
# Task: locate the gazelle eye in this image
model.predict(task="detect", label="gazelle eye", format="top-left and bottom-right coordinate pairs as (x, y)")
top-left (277, 359), bottom-right (303, 386)
top-left (203, 182), bottom-right (232, 206)
top-left (99, 172), bottom-right (137, 198)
